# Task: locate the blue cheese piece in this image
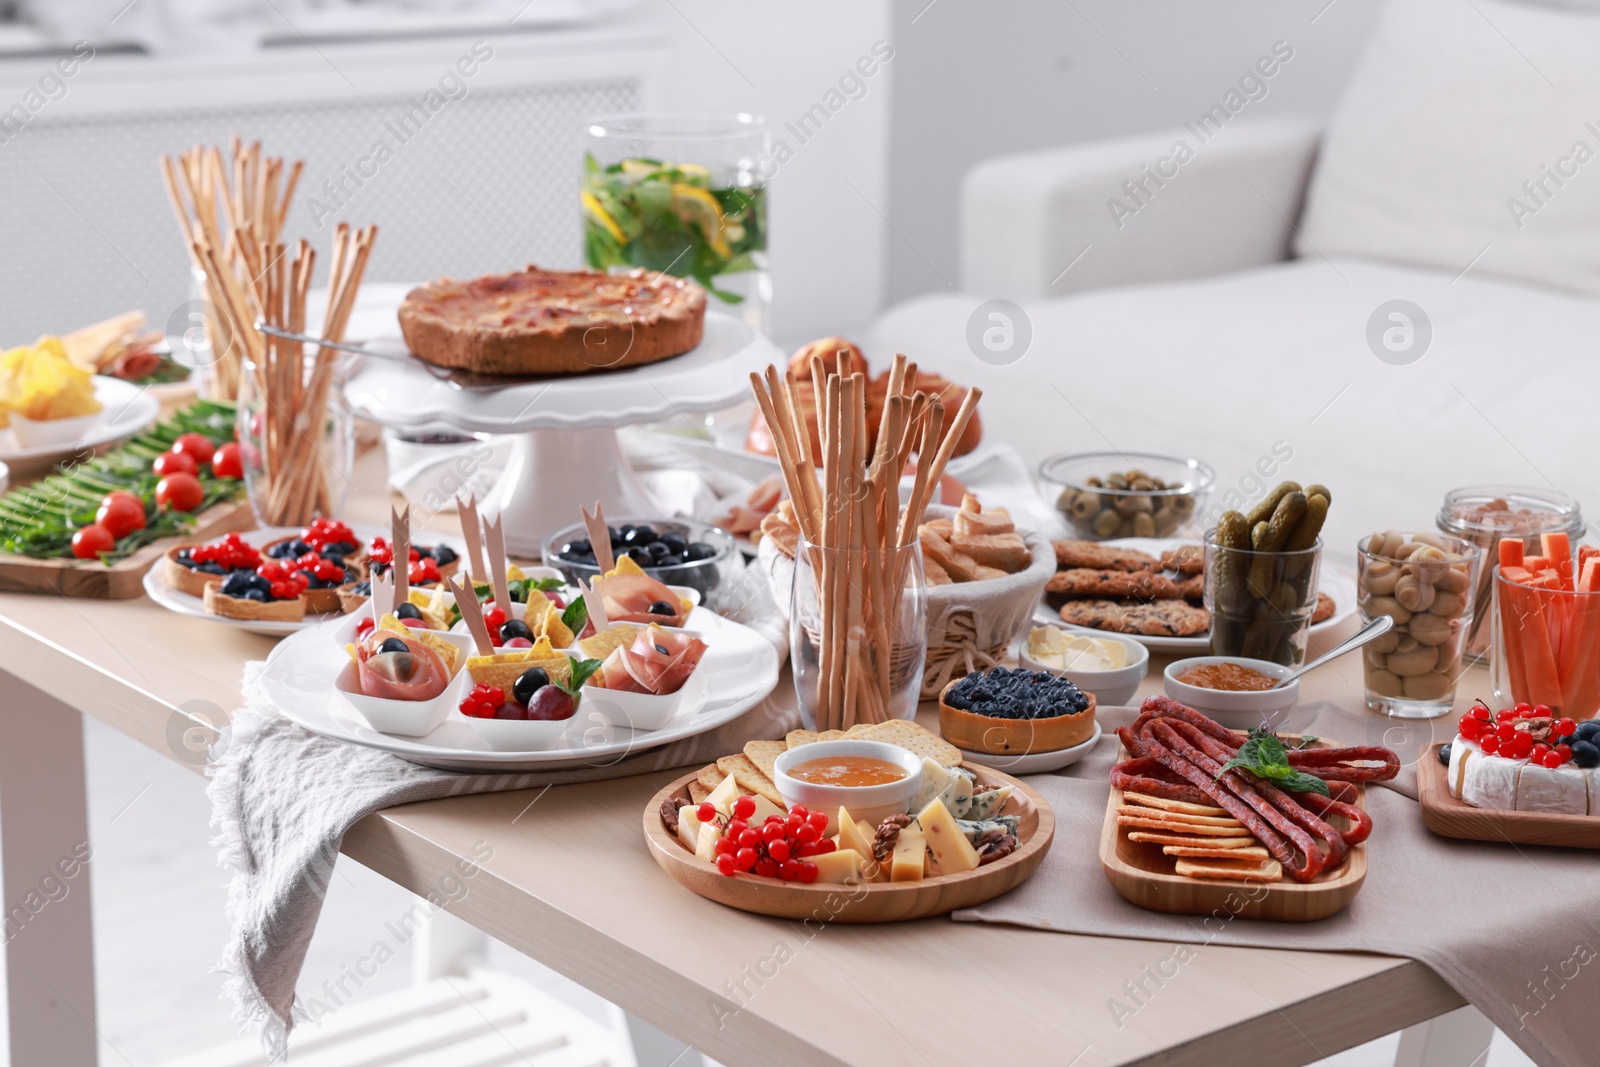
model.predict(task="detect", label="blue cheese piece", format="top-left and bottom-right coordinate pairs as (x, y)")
top-left (955, 815), bottom-right (1021, 844)
top-left (1461, 753), bottom-right (1519, 811)
top-left (963, 785), bottom-right (1013, 821)
top-left (938, 771), bottom-right (974, 820)
top-left (1515, 763), bottom-right (1588, 815)
top-left (909, 758), bottom-right (951, 813)
top-left (1448, 736), bottom-right (1477, 798)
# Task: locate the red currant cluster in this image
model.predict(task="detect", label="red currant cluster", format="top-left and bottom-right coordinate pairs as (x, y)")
top-left (706, 797), bottom-right (834, 882)
top-left (410, 556), bottom-right (443, 584)
top-left (355, 616), bottom-right (377, 640)
top-left (302, 518), bottom-right (356, 551)
top-left (293, 551), bottom-right (347, 584)
top-left (255, 560), bottom-right (310, 601)
top-left (366, 536), bottom-right (421, 568)
top-left (1458, 702), bottom-right (1581, 767)
top-left (459, 683), bottom-right (507, 719)
top-left (190, 532), bottom-right (260, 571)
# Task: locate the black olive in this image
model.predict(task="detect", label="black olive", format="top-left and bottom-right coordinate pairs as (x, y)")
top-left (626, 546), bottom-right (653, 564)
top-left (394, 602), bottom-right (422, 620)
top-left (647, 541), bottom-right (671, 559)
top-left (501, 619), bottom-right (535, 642)
top-left (660, 533), bottom-right (688, 554)
top-left (378, 636), bottom-right (410, 655)
top-left (513, 666), bottom-right (551, 705)
top-left (683, 542), bottom-right (716, 562)
top-left (648, 600), bottom-right (676, 616)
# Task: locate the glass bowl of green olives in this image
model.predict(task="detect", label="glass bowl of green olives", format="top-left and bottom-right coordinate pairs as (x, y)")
top-left (1039, 452), bottom-right (1214, 541)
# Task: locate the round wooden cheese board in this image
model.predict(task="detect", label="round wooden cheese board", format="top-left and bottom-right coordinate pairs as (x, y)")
top-left (642, 763), bottom-right (1054, 922)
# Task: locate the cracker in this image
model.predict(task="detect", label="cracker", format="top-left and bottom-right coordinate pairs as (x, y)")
top-left (1162, 844), bottom-right (1270, 860)
top-left (1174, 858), bottom-right (1282, 882)
top-left (743, 739), bottom-right (787, 782)
top-left (1116, 806), bottom-right (1241, 828)
top-left (1127, 831), bottom-right (1257, 848)
top-left (816, 729), bottom-right (848, 742)
top-left (846, 723), bottom-right (876, 738)
top-left (716, 754), bottom-right (785, 808)
top-left (695, 765), bottom-right (726, 793)
top-left (858, 719), bottom-right (962, 766)
top-left (1122, 792), bottom-right (1230, 818)
top-left (786, 729), bottom-right (820, 750)
top-left (1117, 816), bottom-right (1251, 836)
top-left (687, 781), bottom-right (710, 804)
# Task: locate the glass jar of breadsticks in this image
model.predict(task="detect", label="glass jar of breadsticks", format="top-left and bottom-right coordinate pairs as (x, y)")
top-left (234, 223), bottom-right (376, 527)
top-left (749, 350), bottom-right (981, 732)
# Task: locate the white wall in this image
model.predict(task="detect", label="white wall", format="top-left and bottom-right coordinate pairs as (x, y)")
top-left (636, 0), bottom-right (894, 346)
top-left (882, 0), bottom-right (1384, 304)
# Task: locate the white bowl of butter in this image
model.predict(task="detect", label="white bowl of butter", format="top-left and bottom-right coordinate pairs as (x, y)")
top-left (1020, 625), bottom-right (1148, 708)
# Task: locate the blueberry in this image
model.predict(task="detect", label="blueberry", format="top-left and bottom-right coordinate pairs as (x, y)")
top-left (329, 540), bottom-right (357, 556)
top-left (431, 545), bottom-right (457, 566)
top-left (661, 533), bottom-right (687, 554)
top-left (322, 550), bottom-right (345, 567)
top-left (242, 589), bottom-right (266, 602)
top-left (221, 571), bottom-right (253, 596)
top-left (1437, 742), bottom-right (1452, 767)
top-left (648, 600), bottom-right (676, 616)
top-left (1572, 740), bottom-right (1600, 769)
top-left (394, 603), bottom-right (422, 620)
top-left (377, 636), bottom-right (410, 655)
top-left (352, 580), bottom-right (372, 595)
top-left (1574, 720), bottom-right (1600, 744)
top-left (683, 542), bottom-right (715, 562)
top-left (513, 666), bottom-right (550, 706)
top-left (250, 574), bottom-right (272, 593)
top-left (199, 562), bottom-right (226, 575)
top-left (501, 619), bottom-right (535, 642)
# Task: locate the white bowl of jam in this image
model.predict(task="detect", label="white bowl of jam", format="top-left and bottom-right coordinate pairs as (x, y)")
top-left (772, 739), bottom-right (924, 831)
top-left (1163, 656), bottom-right (1298, 731)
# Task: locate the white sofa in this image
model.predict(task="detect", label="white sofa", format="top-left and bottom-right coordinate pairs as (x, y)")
top-left (868, 0), bottom-right (1600, 564)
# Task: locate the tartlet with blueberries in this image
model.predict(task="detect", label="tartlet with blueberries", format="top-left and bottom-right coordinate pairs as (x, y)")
top-left (938, 667), bottom-right (1097, 755)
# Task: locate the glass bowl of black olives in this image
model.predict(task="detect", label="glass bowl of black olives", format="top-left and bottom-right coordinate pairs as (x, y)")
top-left (541, 516), bottom-right (737, 603)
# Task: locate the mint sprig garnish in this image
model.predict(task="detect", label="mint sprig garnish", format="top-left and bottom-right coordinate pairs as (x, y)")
top-left (1216, 727), bottom-right (1331, 797)
top-left (556, 657), bottom-right (604, 698)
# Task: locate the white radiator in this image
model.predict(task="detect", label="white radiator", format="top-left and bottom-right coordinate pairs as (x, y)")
top-left (0, 27), bottom-right (666, 341)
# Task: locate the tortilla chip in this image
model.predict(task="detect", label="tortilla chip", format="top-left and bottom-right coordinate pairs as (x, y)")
top-left (715, 753), bottom-right (784, 808)
top-left (405, 588), bottom-right (452, 631)
top-left (1122, 792), bottom-right (1230, 818)
top-left (466, 636), bottom-right (569, 689)
top-left (576, 623), bottom-right (644, 662)
top-left (538, 602), bottom-right (575, 649)
top-left (606, 556), bottom-right (648, 579)
top-left (743, 740), bottom-right (786, 782)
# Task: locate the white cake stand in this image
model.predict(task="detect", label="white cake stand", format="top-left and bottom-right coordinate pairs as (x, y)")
top-left (342, 309), bottom-right (783, 555)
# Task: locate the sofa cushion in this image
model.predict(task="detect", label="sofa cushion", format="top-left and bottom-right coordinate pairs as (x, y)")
top-left (1296, 0), bottom-right (1600, 297)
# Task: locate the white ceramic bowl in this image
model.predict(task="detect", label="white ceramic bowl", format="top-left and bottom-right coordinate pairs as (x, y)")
top-left (333, 627), bottom-right (477, 737)
top-left (580, 665), bottom-right (707, 732)
top-left (458, 704), bottom-right (579, 751)
top-left (1163, 656), bottom-right (1299, 731)
top-left (773, 739), bottom-right (923, 832)
top-left (1019, 627), bottom-right (1149, 708)
top-left (7, 409), bottom-right (102, 448)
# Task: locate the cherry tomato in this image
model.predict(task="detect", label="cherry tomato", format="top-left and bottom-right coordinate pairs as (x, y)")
top-left (95, 491), bottom-right (146, 539)
top-left (171, 432), bottom-right (218, 463)
top-left (211, 441), bottom-right (243, 479)
top-left (71, 523), bottom-right (116, 559)
top-left (155, 472), bottom-right (204, 512)
top-left (152, 449), bottom-right (198, 477)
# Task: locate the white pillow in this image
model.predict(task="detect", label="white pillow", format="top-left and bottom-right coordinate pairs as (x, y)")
top-left (1296, 0), bottom-right (1600, 296)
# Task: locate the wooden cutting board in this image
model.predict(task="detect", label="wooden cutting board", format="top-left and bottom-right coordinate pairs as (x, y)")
top-left (0, 497), bottom-right (254, 599)
top-left (1418, 743), bottom-right (1599, 850)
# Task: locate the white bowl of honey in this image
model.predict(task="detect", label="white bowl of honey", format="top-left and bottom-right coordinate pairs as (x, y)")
top-left (772, 739), bottom-right (924, 832)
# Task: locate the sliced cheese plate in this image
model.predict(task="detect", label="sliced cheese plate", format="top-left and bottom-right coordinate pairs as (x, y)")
top-left (1099, 737), bottom-right (1367, 922)
top-left (1418, 743), bottom-right (1599, 850)
top-left (643, 764), bottom-right (1054, 922)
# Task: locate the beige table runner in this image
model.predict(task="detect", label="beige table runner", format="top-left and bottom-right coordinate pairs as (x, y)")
top-left (955, 704), bottom-right (1597, 1067)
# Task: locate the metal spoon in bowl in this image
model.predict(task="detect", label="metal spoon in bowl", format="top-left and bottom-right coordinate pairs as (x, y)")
top-left (1272, 615), bottom-right (1394, 689)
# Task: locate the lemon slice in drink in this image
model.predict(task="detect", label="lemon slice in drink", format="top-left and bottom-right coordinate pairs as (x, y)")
top-left (582, 190), bottom-right (626, 243)
top-left (670, 183), bottom-right (730, 256)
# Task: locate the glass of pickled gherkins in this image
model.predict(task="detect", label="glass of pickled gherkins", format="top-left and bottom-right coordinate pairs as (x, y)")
top-left (582, 112), bottom-right (770, 333)
top-left (1039, 452), bottom-right (1214, 541)
top-left (1204, 482), bottom-right (1330, 667)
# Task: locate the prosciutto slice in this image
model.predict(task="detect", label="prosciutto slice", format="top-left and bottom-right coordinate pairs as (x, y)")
top-left (595, 627), bottom-right (707, 696)
top-left (355, 633), bottom-right (450, 701)
top-left (596, 573), bottom-right (687, 627)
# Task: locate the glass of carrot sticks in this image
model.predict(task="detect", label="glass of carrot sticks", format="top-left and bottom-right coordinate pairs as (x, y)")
top-left (749, 352), bottom-right (980, 732)
top-left (236, 223), bottom-right (377, 527)
top-left (1492, 531), bottom-right (1600, 720)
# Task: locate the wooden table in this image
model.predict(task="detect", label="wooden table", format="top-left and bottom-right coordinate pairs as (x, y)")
top-left (0, 448), bottom-right (1479, 1067)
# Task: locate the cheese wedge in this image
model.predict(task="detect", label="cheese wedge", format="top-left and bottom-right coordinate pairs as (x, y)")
top-left (835, 808), bottom-right (885, 880)
top-left (748, 795), bottom-right (786, 824)
top-left (811, 848), bottom-right (865, 885)
top-left (694, 819), bottom-right (723, 862)
top-left (705, 772), bottom-right (741, 817)
top-left (918, 797), bottom-right (980, 875)
top-left (678, 806), bottom-right (707, 852)
top-left (890, 826), bottom-right (927, 882)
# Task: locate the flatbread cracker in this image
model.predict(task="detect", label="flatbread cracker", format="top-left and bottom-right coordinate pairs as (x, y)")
top-left (687, 781), bottom-right (710, 804)
top-left (1117, 816), bottom-right (1252, 836)
top-left (1122, 792), bottom-right (1229, 818)
top-left (695, 765), bottom-right (726, 793)
top-left (786, 729), bottom-right (820, 750)
top-left (1174, 858), bottom-right (1283, 882)
top-left (1127, 831), bottom-right (1257, 848)
top-left (744, 739), bottom-right (787, 783)
top-left (716, 753), bottom-right (785, 808)
top-left (858, 719), bottom-right (962, 766)
top-left (1162, 845), bottom-right (1270, 860)
top-left (1115, 806), bottom-right (1242, 828)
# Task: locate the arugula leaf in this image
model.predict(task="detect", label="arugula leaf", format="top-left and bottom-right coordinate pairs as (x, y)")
top-left (561, 596), bottom-right (588, 636)
top-left (558, 657), bottom-right (605, 697)
top-left (1216, 728), bottom-right (1330, 797)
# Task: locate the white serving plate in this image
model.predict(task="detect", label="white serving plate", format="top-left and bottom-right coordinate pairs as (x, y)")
top-left (141, 524), bottom-right (467, 638)
top-left (955, 723), bottom-right (1104, 775)
top-left (1037, 536), bottom-right (1357, 655)
top-left (257, 604), bottom-right (780, 770)
top-left (1, 376), bottom-right (160, 474)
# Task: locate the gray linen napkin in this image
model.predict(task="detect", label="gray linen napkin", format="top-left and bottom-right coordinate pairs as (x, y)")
top-left (955, 703), bottom-right (1599, 1067)
top-left (208, 563), bottom-right (797, 1059)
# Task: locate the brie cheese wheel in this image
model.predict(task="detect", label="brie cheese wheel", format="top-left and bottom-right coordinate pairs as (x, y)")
top-left (1461, 752), bottom-right (1520, 810)
top-left (1515, 762), bottom-right (1589, 815)
top-left (1579, 766), bottom-right (1600, 816)
top-left (1448, 736), bottom-right (1478, 798)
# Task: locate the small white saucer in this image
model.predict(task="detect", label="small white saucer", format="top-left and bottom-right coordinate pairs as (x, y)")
top-left (957, 722), bottom-right (1104, 775)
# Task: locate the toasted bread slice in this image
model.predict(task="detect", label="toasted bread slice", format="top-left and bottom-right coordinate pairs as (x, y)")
top-left (954, 508), bottom-right (1013, 538)
top-left (952, 531), bottom-right (1029, 572)
top-left (959, 493), bottom-right (983, 515)
top-left (919, 526), bottom-right (983, 582)
top-left (924, 555), bottom-right (954, 586)
top-left (921, 517), bottom-right (954, 540)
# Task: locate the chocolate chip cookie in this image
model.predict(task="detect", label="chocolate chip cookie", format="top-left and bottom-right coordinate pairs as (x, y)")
top-left (1059, 598), bottom-right (1212, 637)
top-left (1048, 567), bottom-right (1187, 600)
top-left (1052, 540), bottom-right (1155, 572)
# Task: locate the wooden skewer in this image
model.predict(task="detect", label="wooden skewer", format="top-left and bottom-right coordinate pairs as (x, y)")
top-left (447, 577), bottom-right (495, 655)
top-left (485, 516), bottom-right (512, 612)
top-left (390, 506), bottom-right (411, 604)
top-left (581, 503), bottom-right (614, 574)
top-left (458, 493), bottom-right (489, 586)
